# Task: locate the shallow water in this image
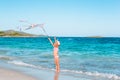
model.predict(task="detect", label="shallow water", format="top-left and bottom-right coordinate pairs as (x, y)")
top-left (0, 37), bottom-right (120, 80)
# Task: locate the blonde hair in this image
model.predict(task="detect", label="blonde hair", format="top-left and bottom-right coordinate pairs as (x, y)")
top-left (57, 40), bottom-right (60, 45)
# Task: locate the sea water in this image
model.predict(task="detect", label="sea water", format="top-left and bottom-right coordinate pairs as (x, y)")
top-left (0, 37), bottom-right (120, 80)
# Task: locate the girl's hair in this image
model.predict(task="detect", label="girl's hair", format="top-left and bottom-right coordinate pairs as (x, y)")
top-left (57, 40), bottom-right (60, 45)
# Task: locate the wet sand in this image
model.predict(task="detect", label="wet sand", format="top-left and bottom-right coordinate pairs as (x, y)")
top-left (0, 67), bottom-right (36, 80)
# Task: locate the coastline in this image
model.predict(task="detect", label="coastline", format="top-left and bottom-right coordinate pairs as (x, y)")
top-left (0, 67), bottom-right (37, 80)
top-left (0, 36), bottom-right (41, 38)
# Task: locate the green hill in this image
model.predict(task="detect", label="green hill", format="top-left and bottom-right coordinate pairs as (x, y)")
top-left (0, 30), bottom-right (42, 37)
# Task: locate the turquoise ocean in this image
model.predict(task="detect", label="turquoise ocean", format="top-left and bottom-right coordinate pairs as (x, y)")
top-left (0, 37), bottom-right (120, 80)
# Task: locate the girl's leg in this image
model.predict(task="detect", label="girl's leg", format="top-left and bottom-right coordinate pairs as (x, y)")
top-left (54, 57), bottom-right (58, 71)
top-left (56, 58), bottom-right (60, 72)
top-left (54, 57), bottom-right (60, 72)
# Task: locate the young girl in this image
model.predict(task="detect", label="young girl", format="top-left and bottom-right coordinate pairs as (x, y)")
top-left (48, 37), bottom-right (60, 72)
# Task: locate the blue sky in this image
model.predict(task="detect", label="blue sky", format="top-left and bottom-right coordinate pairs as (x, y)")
top-left (0, 0), bottom-right (120, 37)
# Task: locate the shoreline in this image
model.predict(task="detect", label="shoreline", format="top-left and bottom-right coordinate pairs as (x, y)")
top-left (0, 67), bottom-right (37, 80)
top-left (0, 36), bottom-right (41, 38)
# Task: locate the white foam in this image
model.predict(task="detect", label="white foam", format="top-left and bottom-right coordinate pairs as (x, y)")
top-left (61, 70), bottom-right (120, 80)
top-left (0, 56), bottom-right (13, 60)
top-left (8, 60), bottom-right (37, 68)
top-left (7, 60), bottom-right (120, 80)
top-left (7, 60), bottom-right (46, 70)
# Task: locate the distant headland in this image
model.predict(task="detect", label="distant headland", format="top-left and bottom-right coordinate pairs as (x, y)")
top-left (0, 30), bottom-right (44, 37)
top-left (87, 36), bottom-right (103, 38)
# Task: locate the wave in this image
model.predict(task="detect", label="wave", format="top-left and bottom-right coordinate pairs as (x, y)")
top-left (0, 56), bottom-right (13, 60)
top-left (61, 69), bottom-right (120, 80)
top-left (8, 60), bottom-right (120, 80)
top-left (7, 60), bottom-right (45, 70)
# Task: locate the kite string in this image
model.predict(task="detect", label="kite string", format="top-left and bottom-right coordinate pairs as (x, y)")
top-left (40, 26), bottom-right (54, 46)
top-left (41, 27), bottom-right (49, 37)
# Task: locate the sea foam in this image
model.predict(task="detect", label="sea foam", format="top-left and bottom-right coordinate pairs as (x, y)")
top-left (0, 56), bottom-right (13, 60)
top-left (7, 60), bottom-right (120, 80)
top-left (8, 60), bottom-right (44, 69)
top-left (61, 69), bottom-right (120, 80)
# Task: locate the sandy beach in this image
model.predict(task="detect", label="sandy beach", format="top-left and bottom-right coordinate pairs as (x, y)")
top-left (0, 67), bottom-right (36, 80)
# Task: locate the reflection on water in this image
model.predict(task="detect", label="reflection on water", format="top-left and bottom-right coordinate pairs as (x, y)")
top-left (54, 71), bottom-right (59, 80)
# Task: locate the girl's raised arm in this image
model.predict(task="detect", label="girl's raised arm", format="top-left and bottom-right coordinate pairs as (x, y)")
top-left (54, 37), bottom-right (57, 42)
top-left (48, 37), bottom-right (54, 47)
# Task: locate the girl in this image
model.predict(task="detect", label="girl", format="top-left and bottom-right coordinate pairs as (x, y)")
top-left (48, 37), bottom-right (60, 72)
